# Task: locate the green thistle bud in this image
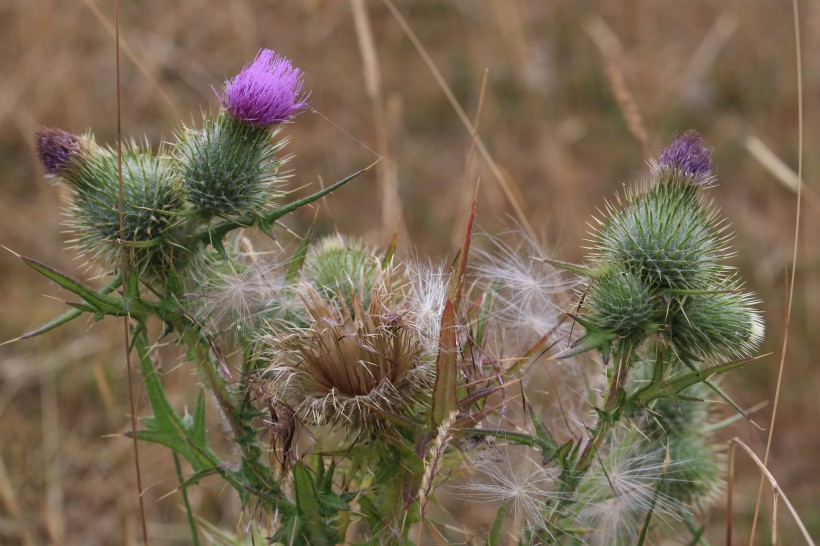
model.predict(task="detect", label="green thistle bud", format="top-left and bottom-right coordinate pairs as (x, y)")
top-left (301, 235), bottom-right (382, 315)
top-left (645, 382), bottom-right (711, 437)
top-left (176, 113), bottom-right (288, 218)
top-left (566, 264), bottom-right (658, 361)
top-left (585, 264), bottom-right (657, 340)
top-left (662, 432), bottom-right (724, 512)
top-left (592, 181), bottom-right (728, 291)
top-left (62, 141), bottom-right (186, 276)
top-left (668, 284), bottom-right (764, 361)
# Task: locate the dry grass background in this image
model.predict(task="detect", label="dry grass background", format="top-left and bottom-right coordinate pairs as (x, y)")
top-left (0, 1), bottom-right (818, 544)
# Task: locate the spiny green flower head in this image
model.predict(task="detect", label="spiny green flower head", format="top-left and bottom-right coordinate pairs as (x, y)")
top-left (37, 131), bottom-right (186, 276)
top-left (583, 263), bottom-right (657, 343)
top-left (660, 431), bottom-right (724, 512)
top-left (668, 280), bottom-right (764, 361)
top-left (176, 113), bottom-right (289, 218)
top-left (301, 235), bottom-right (383, 315)
top-left (591, 131), bottom-right (729, 292)
top-left (221, 48), bottom-right (308, 127)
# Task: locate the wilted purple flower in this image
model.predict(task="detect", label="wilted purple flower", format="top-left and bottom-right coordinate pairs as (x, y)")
top-left (656, 130), bottom-right (712, 179)
top-left (221, 49), bottom-right (308, 127)
top-left (35, 127), bottom-right (80, 175)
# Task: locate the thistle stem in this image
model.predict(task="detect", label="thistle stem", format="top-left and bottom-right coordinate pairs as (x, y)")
top-left (173, 453), bottom-right (200, 546)
top-left (575, 343), bottom-right (634, 472)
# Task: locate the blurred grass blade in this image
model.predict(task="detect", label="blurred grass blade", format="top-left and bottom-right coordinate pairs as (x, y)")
top-left (488, 504), bottom-right (506, 546)
top-left (381, 228), bottom-right (398, 269)
top-left (450, 189), bottom-right (477, 303)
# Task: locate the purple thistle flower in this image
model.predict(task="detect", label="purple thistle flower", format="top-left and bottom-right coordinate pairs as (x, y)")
top-left (656, 130), bottom-right (712, 179)
top-left (221, 49), bottom-right (309, 127)
top-left (35, 127), bottom-right (81, 175)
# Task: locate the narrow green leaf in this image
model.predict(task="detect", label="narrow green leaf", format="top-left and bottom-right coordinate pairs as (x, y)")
top-left (381, 229), bottom-right (398, 269)
top-left (473, 287), bottom-right (494, 347)
top-left (431, 300), bottom-right (458, 426)
top-left (286, 226), bottom-right (313, 284)
top-left (22, 257), bottom-right (124, 316)
top-left (488, 503), bottom-right (507, 546)
top-left (543, 258), bottom-right (590, 277)
top-left (638, 356), bottom-right (763, 404)
top-left (190, 392), bottom-right (207, 447)
top-left (6, 309), bottom-right (84, 343)
top-left (555, 327), bottom-right (614, 365)
top-left (124, 269), bottom-right (140, 302)
top-left (459, 428), bottom-right (555, 454)
top-left (529, 410), bottom-right (559, 459)
top-left (5, 276), bottom-right (121, 345)
top-left (199, 164), bottom-right (373, 247)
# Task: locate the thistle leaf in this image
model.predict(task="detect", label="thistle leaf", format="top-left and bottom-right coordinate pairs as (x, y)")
top-left (22, 256), bottom-right (125, 316)
top-left (286, 226), bottom-right (314, 284)
top-left (431, 300), bottom-right (458, 426)
top-left (2, 275), bottom-right (121, 345)
top-left (638, 356), bottom-right (763, 404)
top-left (293, 462), bottom-right (334, 546)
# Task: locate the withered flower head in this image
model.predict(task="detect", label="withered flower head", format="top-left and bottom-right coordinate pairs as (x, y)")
top-left (262, 266), bottom-right (432, 430)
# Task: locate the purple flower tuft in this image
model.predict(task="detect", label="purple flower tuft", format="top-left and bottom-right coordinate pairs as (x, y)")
top-left (221, 49), bottom-right (309, 127)
top-left (35, 127), bottom-right (81, 175)
top-left (657, 130), bottom-right (712, 178)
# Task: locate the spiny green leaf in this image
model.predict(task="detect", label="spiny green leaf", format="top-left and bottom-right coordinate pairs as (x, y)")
top-left (638, 355), bottom-right (763, 404)
top-left (557, 323), bottom-right (614, 365)
top-left (190, 392), bottom-right (207, 447)
top-left (3, 275), bottom-right (122, 345)
top-left (199, 163), bottom-right (373, 247)
top-left (459, 428), bottom-right (555, 455)
top-left (22, 257), bottom-right (125, 316)
top-left (543, 258), bottom-right (590, 277)
top-left (529, 409), bottom-right (559, 460)
top-left (293, 462), bottom-right (334, 546)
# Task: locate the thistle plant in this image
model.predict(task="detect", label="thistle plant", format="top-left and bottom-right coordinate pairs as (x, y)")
top-left (20, 44), bottom-right (763, 545)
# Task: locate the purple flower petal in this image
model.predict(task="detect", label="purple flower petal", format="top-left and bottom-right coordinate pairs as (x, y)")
top-left (221, 49), bottom-right (309, 127)
top-left (35, 127), bottom-right (80, 175)
top-left (657, 130), bottom-right (712, 178)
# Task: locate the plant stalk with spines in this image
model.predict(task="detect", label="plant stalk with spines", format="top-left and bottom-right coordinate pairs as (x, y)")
top-left (23, 48), bottom-right (764, 544)
top-left (26, 49), bottom-right (364, 516)
top-left (532, 130), bottom-right (764, 543)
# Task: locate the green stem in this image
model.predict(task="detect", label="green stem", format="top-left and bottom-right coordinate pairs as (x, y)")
top-left (575, 343), bottom-right (634, 472)
top-left (179, 328), bottom-right (282, 503)
top-left (173, 452), bottom-right (201, 546)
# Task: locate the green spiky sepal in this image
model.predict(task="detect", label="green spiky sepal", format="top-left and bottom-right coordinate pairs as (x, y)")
top-left (591, 179), bottom-right (730, 292)
top-left (62, 141), bottom-right (187, 278)
top-left (176, 112), bottom-right (289, 219)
